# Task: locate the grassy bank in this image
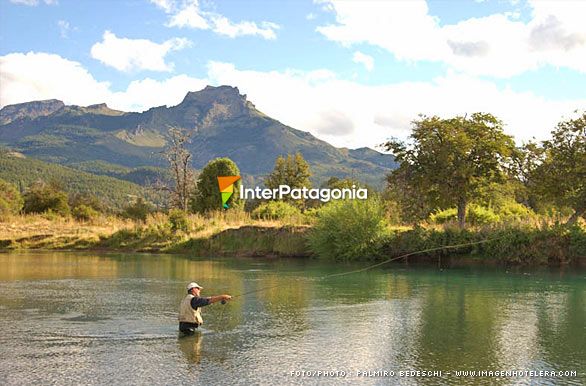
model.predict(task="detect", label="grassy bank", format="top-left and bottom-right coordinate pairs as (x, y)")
top-left (0, 212), bottom-right (311, 257)
top-left (1, 212), bottom-right (585, 265)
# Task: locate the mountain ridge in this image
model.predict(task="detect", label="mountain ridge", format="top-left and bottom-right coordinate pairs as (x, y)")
top-left (0, 85), bottom-right (396, 187)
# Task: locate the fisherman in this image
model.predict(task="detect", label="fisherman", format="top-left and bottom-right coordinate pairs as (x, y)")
top-left (179, 282), bottom-right (232, 335)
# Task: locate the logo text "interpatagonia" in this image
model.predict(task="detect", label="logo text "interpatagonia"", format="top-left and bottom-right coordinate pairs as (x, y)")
top-left (240, 184), bottom-right (368, 202)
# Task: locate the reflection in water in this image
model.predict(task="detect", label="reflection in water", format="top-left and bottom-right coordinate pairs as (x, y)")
top-left (178, 332), bottom-right (203, 364)
top-left (0, 252), bottom-right (584, 385)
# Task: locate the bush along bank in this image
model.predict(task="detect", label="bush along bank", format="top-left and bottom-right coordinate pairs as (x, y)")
top-left (379, 224), bottom-right (586, 266)
top-left (304, 199), bottom-right (586, 265)
top-left (2, 211), bottom-right (585, 266)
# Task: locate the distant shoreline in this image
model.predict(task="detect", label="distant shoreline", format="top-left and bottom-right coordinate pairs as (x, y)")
top-left (2, 214), bottom-right (584, 267)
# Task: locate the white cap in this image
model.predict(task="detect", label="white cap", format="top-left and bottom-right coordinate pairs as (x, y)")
top-left (187, 282), bottom-right (203, 291)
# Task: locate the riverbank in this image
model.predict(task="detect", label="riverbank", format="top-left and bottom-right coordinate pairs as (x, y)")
top-left (0, 213), bottom-right (311, 256)
top-left (1, 214), bottom-right (585, 265)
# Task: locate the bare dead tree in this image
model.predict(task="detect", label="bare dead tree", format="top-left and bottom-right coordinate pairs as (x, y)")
top-left (158, 127), bottom-right (195, 211)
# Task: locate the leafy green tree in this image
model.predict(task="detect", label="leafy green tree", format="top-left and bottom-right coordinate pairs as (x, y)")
top-left (0, 178), bottom-right (23, 216)
top-left (265, 152), bottom-right (311, 190)
top-left (22, 181), bottom-right (70, 216)
top-left (321, 176), bottom-right (366, 190)
top-left (531, 112), bottom-right (586, 224)
top-left (191, 157), bottom-right (242, 213)
top-left (265, 152), bottom-right (311, 207)
top-left (382, 113), bottom-right (516, 227)
top-left (384, 164), bottom-right (437, 225)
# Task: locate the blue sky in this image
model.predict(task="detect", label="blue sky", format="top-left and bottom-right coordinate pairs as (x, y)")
top-left (1, 0), bottom-right (585, 148)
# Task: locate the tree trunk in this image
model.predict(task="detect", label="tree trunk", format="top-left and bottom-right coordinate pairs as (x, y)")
top-left (566, 206), bottom-right (585, 225)
top-left (457, 196), bottom-right (467, 228)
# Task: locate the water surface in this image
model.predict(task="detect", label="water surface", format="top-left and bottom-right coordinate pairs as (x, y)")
top-left (0, 252), bottom-right (584, 385)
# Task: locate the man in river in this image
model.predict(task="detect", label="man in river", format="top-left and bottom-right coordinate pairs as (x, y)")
top-left (178, 282), bottom-right (232, 335)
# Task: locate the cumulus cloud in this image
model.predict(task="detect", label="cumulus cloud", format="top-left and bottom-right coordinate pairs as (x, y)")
top-left (90, 31), bottom-right (191, 72)
top-left (0, 52), bottom-right (111, 107)
top-left (0, 52), bottom-right (207, 112)
top-left (1, 53), bottom-right (583, 149)
top-left (160, 0), bottom-right (279, 39)
top-left (149, 0), bottom-right (174, 13)
top-left (352, 51), bottom-right (374, 71)
top-left (316, 0), bottom-right (586, 77)
top-left (205, 61), bottom-right (585, 147)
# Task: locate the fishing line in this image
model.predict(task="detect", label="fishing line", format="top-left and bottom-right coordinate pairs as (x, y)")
top-left (227, 236), bottom-right (502, 300)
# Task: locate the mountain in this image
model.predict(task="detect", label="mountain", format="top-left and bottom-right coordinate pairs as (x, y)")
top-left (0, 85), bottom-right (396, 187)
top-left (0, 99), bottom-right (65, 125)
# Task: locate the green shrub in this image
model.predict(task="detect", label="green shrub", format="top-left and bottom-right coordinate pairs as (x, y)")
top-left (429, 208), bottom-right (458, 224)
top-left (496, 201), bottom-right (535, 221)
top-left (252, 201), bottom-right (301, 220)
top-left (73, 204), bottom-right (99, 222)
top-left (69, 193), bottom-right (105, 213)
top-left (381, 224), bottom-right (586, 265)
top-left (0, 178), bottom-right (23, 215)
top-left (23, 183), bottom-right (70, 216)
top-left (430, 205), bottom-right (499, 225)
top-left (467, 205), bottom-right (500, 225)
top-left (168, 209), bottom-right (189, 232)
top-left (308, 198), bottom-right (390, 260)
top-left (121, 197), bottom-right (154, 221)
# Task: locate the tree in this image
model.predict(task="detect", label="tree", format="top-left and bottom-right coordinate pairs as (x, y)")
top-left (0, 178), bottom-right (23, 216)
top-left (382, 113), bottom-right (516, 227)
top-left (385, 163), bottom-right (437, 225)
top-left (191, 158), bottom-right (242, 213)
top-left (22, 181), bottom-right (70, 216)
top-left (322, 176), bottom-right (365, 190)
top-left (531, 112), bottom-right (586, 224)
top-left (160, 127), bottom-right (195, 211)
top-left (265, 152), bottom-right (311, 206)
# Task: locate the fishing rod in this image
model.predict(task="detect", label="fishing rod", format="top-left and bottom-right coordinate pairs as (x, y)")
top-left (224, 236), bottom-right (502, 301)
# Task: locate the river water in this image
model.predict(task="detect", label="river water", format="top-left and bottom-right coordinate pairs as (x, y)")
top-left (0, 252), bottom-right (584, 385)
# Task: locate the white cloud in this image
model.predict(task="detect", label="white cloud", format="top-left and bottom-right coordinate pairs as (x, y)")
top-left (167, 0), bottom-right (209, 29)
top-left (316, 0), bottom-right (586, 77)
top-left (2, 53), bottom-right (583, 149)
top-left (0, 52), bottom-right (207, 112)
top-left (9, 0), bottom-right (56, 5)
top-left (163, 0), bottom-right (279, 39)
top-left (149, 0), bottom-right (174, 13)
top-left (90, 31), bottom-right (191, 72)
top-left (205, 61), bottom-right (585, 147)
top-left (57, 20), bottom-right (70, 38)
top-left (352, 51), bottom-right (374, 71)
top-left (0, 52), bottom-right (111, 107)
top-left (209, 16), bottom-right (279, 40)
top-left (109, 75), bottom-right (208, 111)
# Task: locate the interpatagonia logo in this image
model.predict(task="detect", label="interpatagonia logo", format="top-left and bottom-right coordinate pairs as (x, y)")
top-left (217, 176), bottom-right (241, 209)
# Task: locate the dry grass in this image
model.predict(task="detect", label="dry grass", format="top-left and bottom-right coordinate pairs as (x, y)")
top-left (0, 211), bottom-right (311, 252)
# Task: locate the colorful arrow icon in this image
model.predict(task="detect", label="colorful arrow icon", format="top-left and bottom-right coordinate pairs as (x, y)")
top-left (217, 176), bottom-right (241, 209)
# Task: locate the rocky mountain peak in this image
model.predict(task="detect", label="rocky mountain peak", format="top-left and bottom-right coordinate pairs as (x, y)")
top-left (181, 85), bottom-right (246, 106)
top-left (0, 99), bottom-right (65, 125)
